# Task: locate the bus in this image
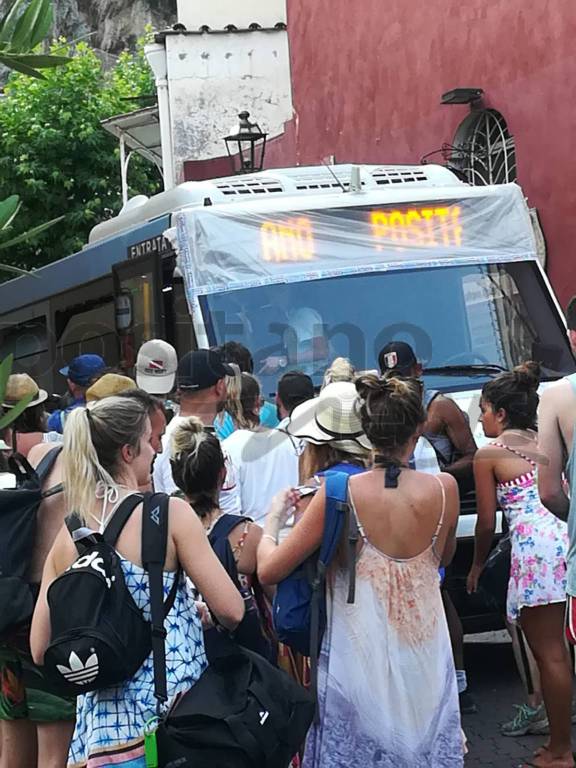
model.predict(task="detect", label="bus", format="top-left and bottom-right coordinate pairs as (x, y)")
top-left (1, 163), bottom-right (573, 629)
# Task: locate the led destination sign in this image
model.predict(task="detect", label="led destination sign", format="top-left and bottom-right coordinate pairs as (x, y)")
top-left (260, 204), bottom-right (463, 263)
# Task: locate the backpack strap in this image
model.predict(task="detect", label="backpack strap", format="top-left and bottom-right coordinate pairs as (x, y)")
top-left (7, 452), bottom-right (36, 486)
top-left (208, 514), bottom-right (252, 547)
top-left (65, 512), bottom-right (101, 555)
top-left (141, 492), bottom-right (179, 711)
top-left (101, 494), bottom-right (144, 545)
top-left (37, 446), bottom-right (64, 498)
top-left (36, 446), bottom-right (62, 483)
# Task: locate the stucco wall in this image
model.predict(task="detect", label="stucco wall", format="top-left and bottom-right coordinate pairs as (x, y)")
top-left (166, 29), bottom-right (293, 182)
top-left (266, 0), bottom-right (576, 306)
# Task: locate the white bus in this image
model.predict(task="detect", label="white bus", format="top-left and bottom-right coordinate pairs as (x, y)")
top-left (2, 163), bottom-right (573, 629)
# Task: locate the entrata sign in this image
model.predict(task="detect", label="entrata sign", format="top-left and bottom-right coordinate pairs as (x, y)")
top-left (127, 234), bottom-right (172, 260)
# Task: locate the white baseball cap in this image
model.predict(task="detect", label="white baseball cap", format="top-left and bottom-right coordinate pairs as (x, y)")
top-left (136, 339), bottom-right (178, 394)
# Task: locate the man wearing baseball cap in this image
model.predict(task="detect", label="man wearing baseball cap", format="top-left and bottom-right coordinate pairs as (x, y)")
top-left (135, 339), bottom-right (178, 395)
top-left (378, 341), bottom-right (476, 484)
top-left (47, 354), bottom-right (106, 433)
top-left (153, 349), bottom-right (235, 496)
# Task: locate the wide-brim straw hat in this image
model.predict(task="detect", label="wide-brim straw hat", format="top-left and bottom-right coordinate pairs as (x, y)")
top-left (3, 373), bottom-right (48, 409)
top-left (286, 381), bottom-right (371, 455)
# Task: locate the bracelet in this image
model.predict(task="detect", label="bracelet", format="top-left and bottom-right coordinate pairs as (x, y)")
top-left (262, 533), bottom-right (278, 545)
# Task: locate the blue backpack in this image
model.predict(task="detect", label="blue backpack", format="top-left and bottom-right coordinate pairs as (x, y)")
top-left (272, 465), bottom-right (364, 669)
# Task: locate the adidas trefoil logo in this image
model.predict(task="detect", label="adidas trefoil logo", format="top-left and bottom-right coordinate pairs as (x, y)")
top-left (56, 651), bottom-right (99, 686)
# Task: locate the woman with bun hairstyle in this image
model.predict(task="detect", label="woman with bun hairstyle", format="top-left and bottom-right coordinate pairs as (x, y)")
top-left (170, 416), bottom-right (276, 660)
top-left (258, 375), bottom-right (462, 767)
top-left (468, 363), bottom-right (571, 768)
top-left (30, 397), bottom-right (244, 768)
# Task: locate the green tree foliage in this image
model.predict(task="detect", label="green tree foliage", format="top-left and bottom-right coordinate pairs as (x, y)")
top-left (0, 38), bottom-right (161, 271)
top-left (0, 0), bottom-right (69, 78)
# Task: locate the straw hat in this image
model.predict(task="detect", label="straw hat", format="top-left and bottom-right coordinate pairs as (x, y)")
top-left (3, 374), bottom-right (48, 409)
top-left (286, 381), bottom-right (371, 455)
top-left (86, 373), bottom-right (137, 402)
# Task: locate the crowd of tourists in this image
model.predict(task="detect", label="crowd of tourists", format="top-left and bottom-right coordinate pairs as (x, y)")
top-left (0, 296), bottom-right (575, 768)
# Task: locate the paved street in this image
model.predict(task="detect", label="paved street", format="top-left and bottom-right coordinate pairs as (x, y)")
top-left (464, 633), bottom-right (575, 767)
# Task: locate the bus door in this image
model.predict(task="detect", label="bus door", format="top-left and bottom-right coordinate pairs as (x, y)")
top-left (113, 253), bottom-right (164, 371)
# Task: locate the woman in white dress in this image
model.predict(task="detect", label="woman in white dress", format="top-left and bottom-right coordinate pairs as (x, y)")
top-left (258, 374), bottom-right (462, 767)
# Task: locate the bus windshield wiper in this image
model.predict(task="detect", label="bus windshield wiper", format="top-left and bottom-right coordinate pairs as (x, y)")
top-left (423, 364), bottom-right (508, 377)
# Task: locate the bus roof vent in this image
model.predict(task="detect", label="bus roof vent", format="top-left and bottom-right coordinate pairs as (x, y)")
top-left (370, 166), bottom-right (430, 185)
top-left (291, 168), bottom-right (351, 191)
top-left (214, 177), bottom-right (285, 196)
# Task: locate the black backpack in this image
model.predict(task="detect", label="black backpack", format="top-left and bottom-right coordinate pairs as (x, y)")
top-left (155, 644), bottom-right (315, 768)
top-left (143, 521), bottom-right (315, 768)
top-left (0, 447), bottom-right (62, 637)
top-left (205, 515), bottom-right (276, 664)
top-left (42, 492), bottom-right (178, 698)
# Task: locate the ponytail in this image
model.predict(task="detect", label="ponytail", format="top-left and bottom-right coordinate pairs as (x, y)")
top-left (63, 397), bottom-right (148, 519)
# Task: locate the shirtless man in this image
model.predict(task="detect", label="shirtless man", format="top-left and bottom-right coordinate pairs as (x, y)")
top-left (378, 341), bottom-right (477, 490)
top-left (538, 296), bottom-right (576, 633)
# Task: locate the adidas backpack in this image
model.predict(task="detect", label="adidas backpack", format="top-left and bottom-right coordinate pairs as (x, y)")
top-left (43, 492), bottom-right (178, 696)
top-left (0, 447), bottom-right (62, 637)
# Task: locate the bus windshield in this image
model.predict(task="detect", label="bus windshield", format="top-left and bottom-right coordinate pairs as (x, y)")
top-left (201, 261), bottom-right (575, 396)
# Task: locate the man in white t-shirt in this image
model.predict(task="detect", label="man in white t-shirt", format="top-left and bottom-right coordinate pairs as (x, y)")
top-left (153, 349), bottom-right (242, 514)
top-left (222, 371), bottom-right (315, 524)
top-left (259, 305), bottom-right (329, 379)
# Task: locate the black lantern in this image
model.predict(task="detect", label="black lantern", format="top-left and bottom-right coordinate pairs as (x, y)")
top-left (224, 111), bottom-right (267, 174)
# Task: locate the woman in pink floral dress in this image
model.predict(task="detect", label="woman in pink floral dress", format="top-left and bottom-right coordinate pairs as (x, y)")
top-left (468, 363), bottom-right (572, 768)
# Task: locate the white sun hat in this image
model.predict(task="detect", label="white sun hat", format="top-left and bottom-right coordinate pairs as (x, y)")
top-left (286, 381), bottom-right (371, 455)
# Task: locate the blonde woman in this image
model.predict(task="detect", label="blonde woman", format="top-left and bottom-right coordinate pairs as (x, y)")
top-left (30, 397), bottom-right (243, 768)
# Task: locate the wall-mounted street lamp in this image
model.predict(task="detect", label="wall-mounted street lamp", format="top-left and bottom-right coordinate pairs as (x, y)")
top-left (224, 111), bottom-right (268, 174)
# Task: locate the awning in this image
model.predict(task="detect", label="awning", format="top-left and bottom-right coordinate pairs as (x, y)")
top-left (101, 106), bottom-right (162, 170)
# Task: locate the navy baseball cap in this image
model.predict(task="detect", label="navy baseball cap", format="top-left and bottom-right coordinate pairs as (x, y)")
top-left (378, 342), bottom-right (418, 376)
top-left (177, 349), bottom-right (235, 391)
top-left (59, 354), bottom-right (106, 387)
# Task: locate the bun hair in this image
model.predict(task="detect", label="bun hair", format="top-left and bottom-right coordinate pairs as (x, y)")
top-left (481, 361), bottom-right (540, 430)
top-left (170, 417), bottom-right (225, 517)
top-left (512, 361), bottom-right (541, 392)
top-left (355, 373), bottom-right (425, 455)
top-left (171, 415), bottom-right (205, 459)
top-left (323, 357), bottom-right (356, 387)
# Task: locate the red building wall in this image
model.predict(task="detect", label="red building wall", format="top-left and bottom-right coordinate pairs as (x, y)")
top-left (265, 0), bottom-right (576, 308)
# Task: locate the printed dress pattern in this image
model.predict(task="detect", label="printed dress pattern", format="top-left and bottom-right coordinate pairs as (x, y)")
top-left (304, 530), bottom-right (463, 767)
top-left (68, 559), bottom-right (207, 768)
top-left (494, 443), bottom-right (569, 623)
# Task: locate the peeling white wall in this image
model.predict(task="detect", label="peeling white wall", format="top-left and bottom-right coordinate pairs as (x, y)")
top-left (165, 29), bottom-right (293, 180)
top-left (176, 0), bottom-right (287, 30)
